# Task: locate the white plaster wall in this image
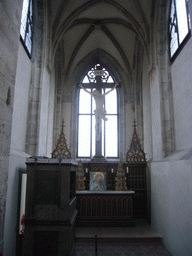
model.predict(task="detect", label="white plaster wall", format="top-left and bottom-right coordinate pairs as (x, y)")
top-left (150, 159), bottom-right (192, 256)
top-left (38, 67), bottom-right (51, 156)
top-left (171, 37), bottom-right (192, 151)
top-left (125, 102), bottom-right (135, 154)
top-left (63, 102), bottom-right (72, 150)
top-left (150, 69), bottom-right (163, 160)
top-left (10, 43), bottom-right (31, 151)
top-left (142, 55), bottom-right (152, 161)
top-left (46, 72), bottom-right (56, 156)
top-left (3, 42), bottom-right (31, 256)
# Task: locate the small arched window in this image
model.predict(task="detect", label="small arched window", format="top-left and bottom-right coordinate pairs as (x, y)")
top-left (77, 64), bottom-right (119, 159)
top-left (169, 0), bottom-right (191, 62)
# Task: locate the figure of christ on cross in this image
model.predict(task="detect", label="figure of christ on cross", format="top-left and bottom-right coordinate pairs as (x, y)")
top-left (79, 82), bottom-right (118, 142)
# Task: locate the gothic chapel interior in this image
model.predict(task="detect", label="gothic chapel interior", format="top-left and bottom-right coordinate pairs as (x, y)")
top-left (1, 0), bottom-right (192, 255)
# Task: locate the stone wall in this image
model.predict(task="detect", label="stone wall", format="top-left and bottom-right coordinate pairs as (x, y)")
top-left (3, 41), bottom-right (31, 256)
top-left (0, 0), bottom-right (22, 253)
top-left (2, 1), bottom-right (54, 254)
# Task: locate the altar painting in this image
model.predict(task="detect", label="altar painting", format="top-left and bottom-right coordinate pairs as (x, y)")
top-left (90, 171), bottom-right (106, 191)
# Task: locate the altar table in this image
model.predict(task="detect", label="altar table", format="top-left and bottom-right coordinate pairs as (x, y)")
top-left (76, 190), bottom-right (135, 227)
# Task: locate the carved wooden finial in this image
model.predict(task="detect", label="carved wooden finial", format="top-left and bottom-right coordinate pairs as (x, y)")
top-left (61, 119), bottom-right (65, 131)
top-left (76, 160), bottom-right (86, 190)
top-left (115, 161), bottom-right (127, 191)
top-left (126, 119), bottom-right (146, 162)
top-left (51, 119), bottom-right (71, 159)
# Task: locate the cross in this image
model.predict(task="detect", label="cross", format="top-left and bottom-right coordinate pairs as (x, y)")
top-left (80, 65), bottom-right (120, 161)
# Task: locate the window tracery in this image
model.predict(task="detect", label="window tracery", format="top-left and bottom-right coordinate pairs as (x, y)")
top-left (20, 0), bottom-right (33, 57)
top-left (169, 0), bottom-right (191, 62)
top-left (77, 64), bottom-right (119, 159)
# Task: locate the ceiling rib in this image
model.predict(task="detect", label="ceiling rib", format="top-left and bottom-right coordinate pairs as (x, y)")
top-left (52, 0), bottom-right (149, 56)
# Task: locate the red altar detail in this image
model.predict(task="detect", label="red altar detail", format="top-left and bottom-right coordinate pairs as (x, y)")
top-left (21, 214), bottom-right (25, 235)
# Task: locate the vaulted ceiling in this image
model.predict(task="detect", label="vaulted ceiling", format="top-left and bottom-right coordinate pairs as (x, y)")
top-left (51, 0), bottom-right (153, 83)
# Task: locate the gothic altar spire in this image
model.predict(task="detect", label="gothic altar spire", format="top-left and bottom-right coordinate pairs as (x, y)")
top-left (51, 119), bottom-right (71, 159)
top-left (126, 119), bottom-right (146, 162)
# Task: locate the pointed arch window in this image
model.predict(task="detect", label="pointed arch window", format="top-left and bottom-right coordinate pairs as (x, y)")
top-left (20, 0), bottom-right (33, 57)
top-left (169, 0), bottom-right (191, 62)
top-left (77, 64), bottom-right (119, 159)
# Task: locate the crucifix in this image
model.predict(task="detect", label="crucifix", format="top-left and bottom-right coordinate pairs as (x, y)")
top-left (79, 64), bottom-right (119, 161)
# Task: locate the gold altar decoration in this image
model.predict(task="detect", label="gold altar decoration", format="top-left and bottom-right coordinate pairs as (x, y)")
top-left (76, 160), bottom-right (86, 190)
top-left (115, 161), bottom-right (127, 191)
top-left (51, 120), bottom-right (71, 159)
top-left (126, 119), bottom-right (146, 162)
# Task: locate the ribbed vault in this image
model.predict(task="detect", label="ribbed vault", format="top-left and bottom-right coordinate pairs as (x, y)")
top-left (52, 0), bottom-right (152, 90)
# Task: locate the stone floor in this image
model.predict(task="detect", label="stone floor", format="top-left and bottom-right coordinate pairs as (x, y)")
top-left (75, 219), bottom-right (161, 242)
top-left (73, 243), bottom-right (173, 256)
top-left (74, 220), bottom-right (173, 256)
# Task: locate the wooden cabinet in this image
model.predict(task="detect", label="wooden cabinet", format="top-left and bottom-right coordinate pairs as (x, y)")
top-left (22, 157), bottom-right (78, 256)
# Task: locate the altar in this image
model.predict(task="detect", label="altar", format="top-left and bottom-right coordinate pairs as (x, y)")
top-left (76, 190), bottom-right (135, 227)
top-left (75, 120), bottom-right (148, 226)
top-left (76, 160), bottom-right (147, 227)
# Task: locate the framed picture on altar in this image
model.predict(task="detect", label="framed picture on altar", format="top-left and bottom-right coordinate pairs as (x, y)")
top-left (90, 171), bottom-right (106, 191)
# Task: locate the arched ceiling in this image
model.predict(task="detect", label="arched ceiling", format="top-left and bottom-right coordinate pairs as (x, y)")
top-left (51, 0), bottom-right (153, 82)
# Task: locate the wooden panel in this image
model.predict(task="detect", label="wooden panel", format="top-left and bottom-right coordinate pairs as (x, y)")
top-left (125, 165), bottom-right (146, 191)
top-left (35, 171), bottom-right (59, 205)
top-left (34, 231), bottom-right (59, 256)
top-left (124, 164), bottom-right (147, 218)
top-left (133, 192), bottom-right (147, 218)
top-left (80, 162), bottom-right (148, 219)
top-left (76, 192), bottom-right (134, 226)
